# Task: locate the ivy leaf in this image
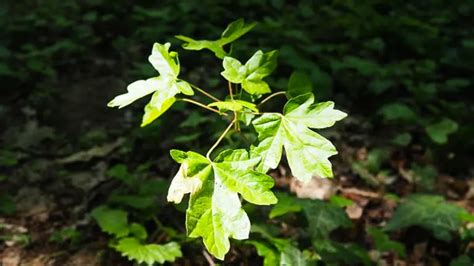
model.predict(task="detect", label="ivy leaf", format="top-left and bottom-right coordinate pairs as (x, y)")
top-left (176, 18), bottom-right (256, 59)
top-left (269, 192), bottom-right (302, 219)
top-left (378, 103), bottom-right (417, 122)
top-left (385, 194), bottom-right (468, 241)
top-left (287, 71), bottom-right (312, 98)
top-left (367, 227), bottom-right (406, 257)
top-left (221, 50), bottom-right (278, 95)
top-left (426, 118), bottom-right (458, 144)
top-left (252, 93), bottom-right (346, 181)
top-left (108, 43), bottom-right (193, 127)
top-left (91, 206), bottom-right (129, 237)
top-left (167, 149), bottom-right (277, 259)
top-left (302, 200), bottom-right (352, 240)
top-left (113, 238), bottom-right (182, 265)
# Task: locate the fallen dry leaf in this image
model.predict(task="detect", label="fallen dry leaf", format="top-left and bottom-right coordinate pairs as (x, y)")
top-left (290, 176), bottom-right (337, 200)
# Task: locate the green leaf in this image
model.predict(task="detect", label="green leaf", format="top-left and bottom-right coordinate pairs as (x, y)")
top-left (108, 43), bottom-right (192, 126)
top-left (287, 71), bottom-right (312, 98)
top-left (108, 194), bottom-right (155, 209)
top-left (141, 81), bottom-right (179, 127)
top-left (426, 118), bottom-right (458, 144)
top-left (329, 195), bottom-right (354, 208)
top-left (129, 223), bottom-right (148, 240)
top-left (221, 50), bottom-right (278, 95)
top-left (269, 192), bottom-right (302, 219)
top-left (91, 206), bottom-right (129, 237)
top-left (176, 18), bottom-right (256, 59)
top-left (247, 240), bottom-right (280, 266)
top-left (392, 133), bottom-right (412, 146)
top-left (167, 149), bottom-right (277, 259)
top-left (302, 200), bottom-right (352, 240)
top-left (107, 77), bottom-right (161, 109)
top-left (208, 100), bottom-right (258, 113)
top-left (252, 93), bottom-right (346, 181)
top-left (221, 57), bottom-right (246, 83)
top-left (367, 227), bottom-right (406, 257)
top-left (148, 42), bottom-right (180, 78)
top-left (114, 238), bottom-right (182, 265)
top-left (385, 194), bottom-right (467, 241)
top-left (450, 255), bottom-right (472, 266)
top-left (378, 103), bottom-right (417, 122)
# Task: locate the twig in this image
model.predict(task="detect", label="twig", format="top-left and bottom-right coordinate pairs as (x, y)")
top-left (259, 91), bottom-right (286, 106)
top-left (189, 83), bottom-right (221, 102)
top-left (202, 249), bottom-right (216, 266)
top-left (179, 98), bottom-right (228, 116)
top-left (206, 118), bottom-right (236, 160)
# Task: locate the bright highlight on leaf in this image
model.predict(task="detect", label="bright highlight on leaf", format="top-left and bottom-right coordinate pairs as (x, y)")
top-left (176, 18), bottom-right (256, 59)
top-left (166, 149), bottom-right (277, 259)
top-left (108, 42), bottom-right (194, 127)
top-left (114, 238), bottom-right (182, 265)
top-left (221, 50), bottom-right (278, 95)
top-left (252, 93), bottom-right (346, 181)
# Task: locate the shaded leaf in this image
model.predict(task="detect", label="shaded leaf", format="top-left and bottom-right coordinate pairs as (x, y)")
top-left (426, 118), bottom-right (458, 144)
top-left (91, 206), bottom-right (129, 237)
top-left (287, 71), bottom-right (312, 98)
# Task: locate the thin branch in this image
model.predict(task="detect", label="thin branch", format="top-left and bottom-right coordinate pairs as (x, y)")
top-left (189, 83), bottom-right (221, 102)
top-left (206, 118), bottom-right (236, 160)
top-left (179, 98), bottom-right (228, 116)
top-left (202, 249), bottom-right (215, 266)
top-left (228, 81), bottom-right (234, 100)
top-left (258, 91), bottom-right (286, 106)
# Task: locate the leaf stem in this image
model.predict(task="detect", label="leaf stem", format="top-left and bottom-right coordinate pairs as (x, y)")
top-left (206, 118), bottom-right (236, 160)
top-left (189, 83), bottom-right (221, 102)
top-left (179, 98), bottom-right (228, 116)
top-left (259, 91), bottom-right (287, 106)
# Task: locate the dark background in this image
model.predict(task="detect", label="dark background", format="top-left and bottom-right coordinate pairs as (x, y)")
top-left (1, 1), bottom-right (473, 265)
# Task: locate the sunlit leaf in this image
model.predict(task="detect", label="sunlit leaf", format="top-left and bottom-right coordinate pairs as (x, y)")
top-left (167, 149), bottom-right (277, 259)
top-left (252, 93), bottom-right (346, 181)
top-left (114, 238), bottom-right (182, 265)
top-left (176, 18), bottom-right (256, 59)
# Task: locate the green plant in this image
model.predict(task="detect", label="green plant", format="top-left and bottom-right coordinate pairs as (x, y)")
top-left (107, 19), bottom-right (346, 260)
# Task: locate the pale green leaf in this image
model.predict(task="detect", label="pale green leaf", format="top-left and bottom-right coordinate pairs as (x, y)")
top-left (175, 80), bottom-right (194, 95)
top-left (91, 206), bottom-right (129, 237)
top-left (426, 118), bottom-right (458, 144)
top-left (114, 238), bottom-right (182, 265)
top-left (167, 150), bottom-right (277, 259)
top-left (141, 81), bottom-right (179, 127)
top-left (221, 50), bottom-right (278, 95)
top-left (385, 194), bottom-right (467, 241)
top-left (107, 77), bottom-right (161, 108)
top-left (221, 57), bottom-right (246, 83)
top-left (208, 100), bottom-right (258, 113)
top-left (176, 18), bottom-right (256, 59)
top-left (287, 71), bottom-right (312, 98)
top-left (148, 42), bottom-right (180, 77)
top-left (252, 93), bottom-right (345, 181)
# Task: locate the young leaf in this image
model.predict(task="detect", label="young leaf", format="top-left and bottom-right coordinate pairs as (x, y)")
top-left (208, 100), bottom-right (258, 113)
top-left (385, 194), bottom-right (468, 241)
top-left (252, 93), bottom-right (346, 181)
top-left (425, 118), bottom-right (458, 144)
top-left (91, 206), bottom-right (129, 237)
top-left (113, 238), bottom-right (182, 265)
top-left (108, 43), bottom-right (193, 126)
top-left (176, 18), bottom-right (256, 59)
top-left (167, 149), bottom-right (277, 259)
top-left (221, 50), bottom-right (278, 95)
